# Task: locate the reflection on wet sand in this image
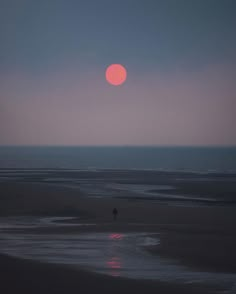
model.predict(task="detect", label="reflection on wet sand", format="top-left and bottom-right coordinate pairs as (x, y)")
top-left (0, 219), bottom-right (236, 292)
top-left (107, 233), bottom-right (124, 277)
top-left (107, 257), bottom-right (121, 277)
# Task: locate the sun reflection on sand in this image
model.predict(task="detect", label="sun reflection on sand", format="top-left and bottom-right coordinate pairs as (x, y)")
top-left (106, 233), bottom-right (124, 276)
top-left (109, 233), bottom-right (123, 240)
top-left (107, 257), bottom-right (121, 277)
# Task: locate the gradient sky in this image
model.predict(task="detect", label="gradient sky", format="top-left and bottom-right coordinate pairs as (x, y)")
top-left (1, 0), bottom-right (236, 146)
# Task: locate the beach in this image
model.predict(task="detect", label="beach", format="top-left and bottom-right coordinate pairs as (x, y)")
top-left (0, 253), bottom-right (217, 294)
top-left (0, 169), bottom-right (236, 293)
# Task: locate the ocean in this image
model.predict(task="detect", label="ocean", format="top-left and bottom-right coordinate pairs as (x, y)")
top-left (0, 146), bottom-right (236, 172)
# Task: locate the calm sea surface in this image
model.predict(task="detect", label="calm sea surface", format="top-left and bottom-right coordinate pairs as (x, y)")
top-left (0, 146), bottom-right (236, 172)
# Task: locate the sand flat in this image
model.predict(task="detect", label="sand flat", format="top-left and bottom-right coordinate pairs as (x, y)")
top-left (0, 177), bottom-right (236, 293)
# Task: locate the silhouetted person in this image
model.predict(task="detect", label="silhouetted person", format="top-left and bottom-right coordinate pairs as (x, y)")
top-left (112, 207), bottom-right (118, 221)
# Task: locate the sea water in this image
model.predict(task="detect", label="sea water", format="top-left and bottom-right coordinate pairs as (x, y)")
top-left (0, 146), bottom-right (236, 172)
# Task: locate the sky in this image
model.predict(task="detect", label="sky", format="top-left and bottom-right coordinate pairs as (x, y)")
top-left (0, 0), bottom-right (236, 146)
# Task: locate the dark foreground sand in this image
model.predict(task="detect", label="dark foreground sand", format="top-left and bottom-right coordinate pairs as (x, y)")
top-left (0, 253), bottom-right (219, 294)
top-left (0, 181), bottom-right (236, 293)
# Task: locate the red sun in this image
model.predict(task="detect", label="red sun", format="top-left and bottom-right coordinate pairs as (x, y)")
top-left (105, 64), bottom-right (127, 86)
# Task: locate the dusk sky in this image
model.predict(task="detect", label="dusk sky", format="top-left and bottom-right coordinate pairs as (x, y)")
top-left (1, 0), bottom-right (236, 146)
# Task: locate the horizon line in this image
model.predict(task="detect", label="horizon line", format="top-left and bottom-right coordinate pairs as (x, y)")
top-left (0, 144), bottom-right (236, 148)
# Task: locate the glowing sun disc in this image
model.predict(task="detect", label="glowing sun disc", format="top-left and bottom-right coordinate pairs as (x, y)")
top-left (105, 64), bottom-right (127, 86)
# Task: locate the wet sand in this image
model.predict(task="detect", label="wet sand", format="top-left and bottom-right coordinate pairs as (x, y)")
top-left (0, 176), bottom-right (236, 293)
top-left (0, 253), bottom-right (218, 294)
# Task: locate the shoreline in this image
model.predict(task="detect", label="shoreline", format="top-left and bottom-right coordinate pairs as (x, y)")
top-left (1, 168), bottom-right (236, 208)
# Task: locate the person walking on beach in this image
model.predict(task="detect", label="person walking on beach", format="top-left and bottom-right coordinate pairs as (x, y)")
top-left (112, 207), bottom-right (118, 221)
